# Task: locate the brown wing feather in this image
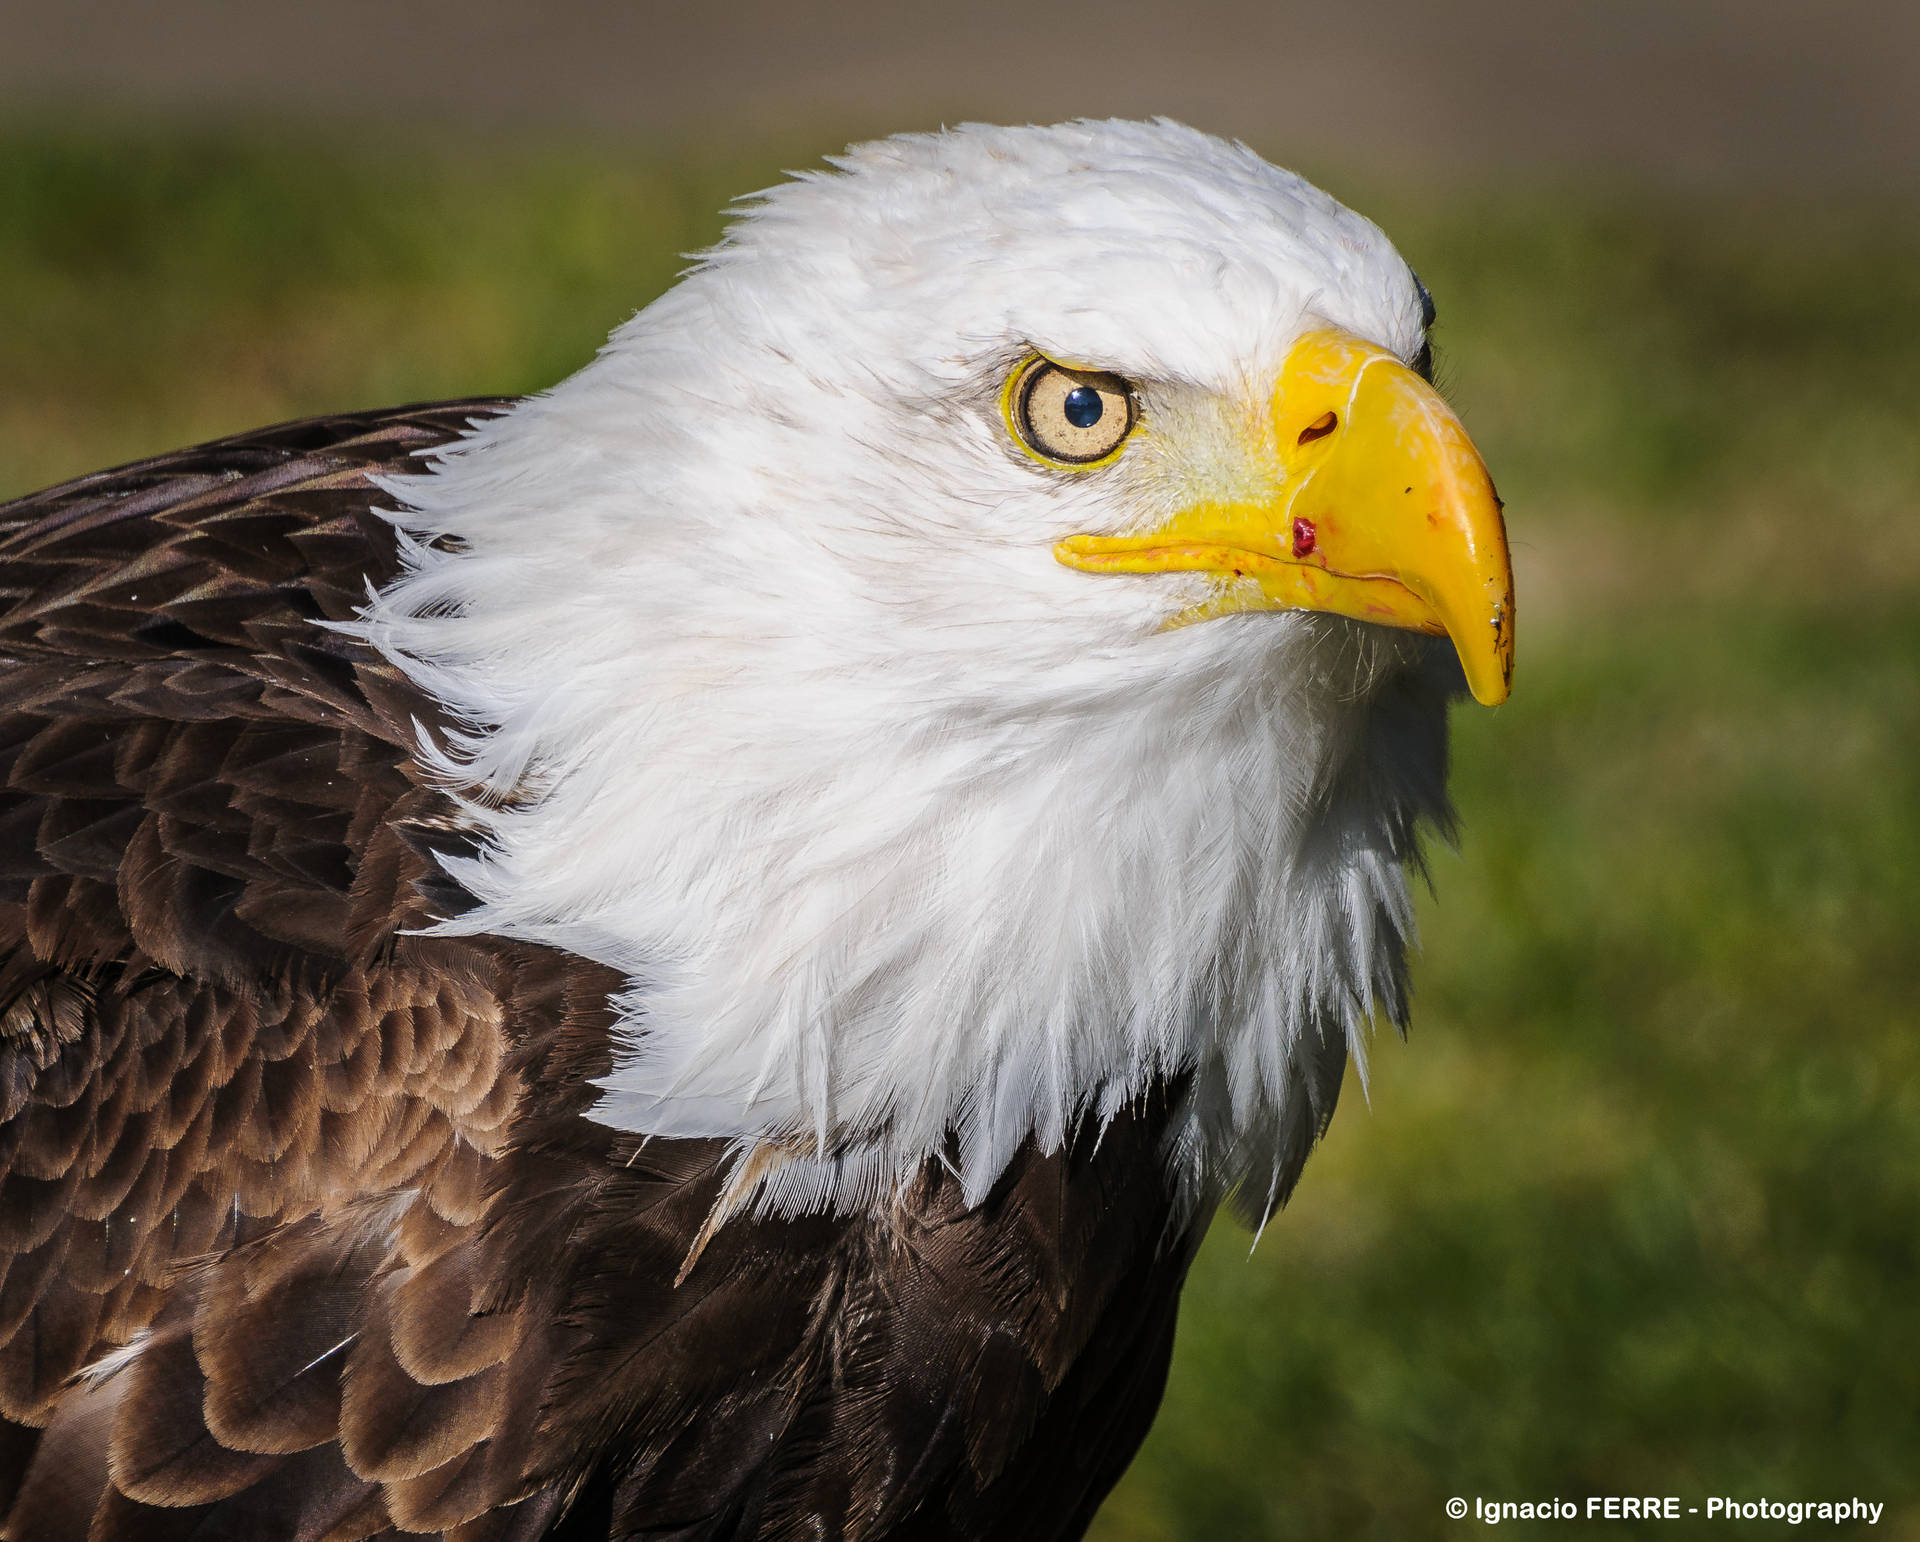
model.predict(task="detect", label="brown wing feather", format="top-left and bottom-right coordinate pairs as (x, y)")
top-left (0, 405), bottom-right (531, 1533)
top-left (0, 408), bottom-right (1227, 1542)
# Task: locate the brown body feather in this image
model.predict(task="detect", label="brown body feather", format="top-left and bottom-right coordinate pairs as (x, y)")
top-left (0, 408), bottom-right (1227, 1540)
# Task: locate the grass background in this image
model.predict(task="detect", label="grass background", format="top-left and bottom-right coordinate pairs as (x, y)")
top-left (2, 126), bottom-right (1916, 1538)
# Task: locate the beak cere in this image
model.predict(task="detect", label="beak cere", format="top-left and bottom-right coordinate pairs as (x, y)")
top-left (1055, 327), bottom-right (1516, 705)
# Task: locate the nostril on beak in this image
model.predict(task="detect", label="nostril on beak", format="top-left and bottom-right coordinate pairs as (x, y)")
top-left (1297, 411), bottom-right (1337, 445)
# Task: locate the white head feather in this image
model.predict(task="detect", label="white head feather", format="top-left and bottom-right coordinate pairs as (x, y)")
top-left (350, 119), bottom-right (1460, 1219)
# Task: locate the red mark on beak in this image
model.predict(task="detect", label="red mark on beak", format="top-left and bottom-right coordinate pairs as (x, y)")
top-left (1291, 517), bottom-right (1317, 559)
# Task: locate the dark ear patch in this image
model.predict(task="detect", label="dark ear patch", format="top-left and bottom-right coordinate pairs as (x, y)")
top-left (1410, 270), bottom-right (1438, 382)
top-left (1412, 270), bottom-right (1437, 331)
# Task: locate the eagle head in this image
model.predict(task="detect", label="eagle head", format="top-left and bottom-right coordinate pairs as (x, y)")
top-left (354, 118), bottom-right (1513, 1219)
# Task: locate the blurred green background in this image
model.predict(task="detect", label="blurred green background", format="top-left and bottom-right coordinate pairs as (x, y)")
top-left (2, 92), bottom-right (1917, 1542)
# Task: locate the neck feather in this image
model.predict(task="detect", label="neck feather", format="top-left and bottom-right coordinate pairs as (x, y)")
top-left (349, 391), bottom-right (1455, 1218)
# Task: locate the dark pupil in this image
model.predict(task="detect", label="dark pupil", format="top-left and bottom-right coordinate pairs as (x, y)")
top-left (1062, 386), bottom-right (1104, 429)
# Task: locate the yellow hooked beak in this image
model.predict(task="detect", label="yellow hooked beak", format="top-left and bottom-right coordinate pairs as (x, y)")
top-left (1055, 328), bottom-right (1515, 705)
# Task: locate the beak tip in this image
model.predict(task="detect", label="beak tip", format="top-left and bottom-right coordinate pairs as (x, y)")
top-left (1462, 644), bottom-right (1513, 706)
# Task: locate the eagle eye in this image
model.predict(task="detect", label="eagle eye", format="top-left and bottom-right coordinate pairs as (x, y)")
top-left (1007, 358), bottom-right (1138, 466)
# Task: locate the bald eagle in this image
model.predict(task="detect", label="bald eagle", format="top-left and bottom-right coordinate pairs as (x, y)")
top-left (0, 120), bottom-right (1510, 1540)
